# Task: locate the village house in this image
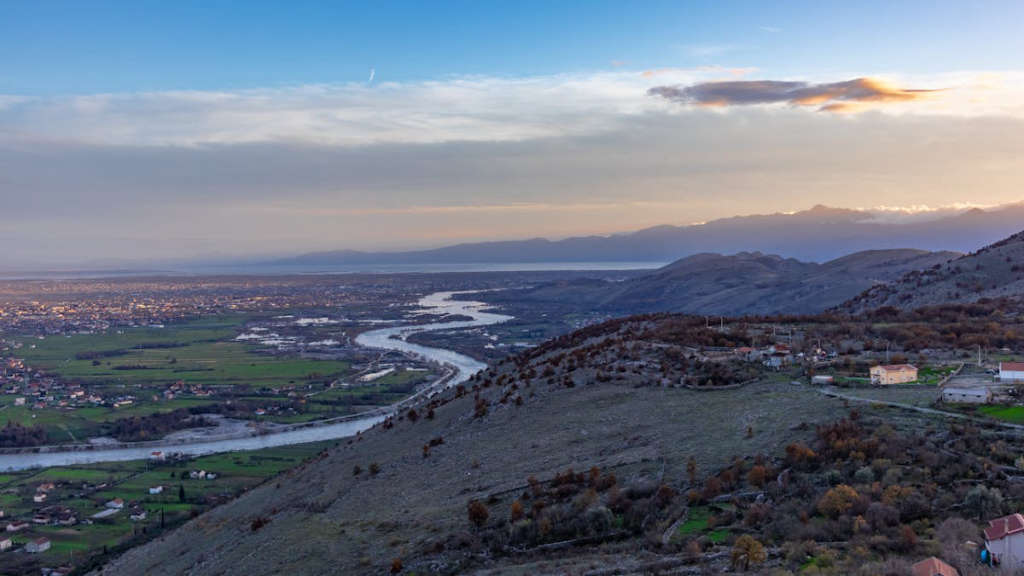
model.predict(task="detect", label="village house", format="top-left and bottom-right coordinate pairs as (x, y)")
top-left (911, 556), bottom-right (959, 576)
top-left (25, 537), bottom-right (51, 553)
top-left (90, 508), bottom-right (119, 521)
top-left (0, 537), bottom-right (10, 551)
top-left (6, 521), bottom-right (28, 532)
top-left (33, 492), bottom-right (47, 503)
top-left (811, 375), bottom-right (834, 385)
top-left (1000, 362), bottom-right (1024, 382)
top-left (985, 513), bottom-right (1024, 570)
top-left (105, 497), bottom-right (124, 509)
top-left (149, 485), bottom-right (164, 495)
top-left (869, 364), bottom-right (918, 385)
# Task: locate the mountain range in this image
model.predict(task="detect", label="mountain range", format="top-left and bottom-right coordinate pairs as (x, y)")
top-left (277, 203), bottom-right (1024, 266)
top-left (480, 248), bottom-right (960, 316)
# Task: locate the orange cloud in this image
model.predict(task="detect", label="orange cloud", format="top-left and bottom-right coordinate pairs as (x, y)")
top-left (649, 77), bottom-right (940, 112)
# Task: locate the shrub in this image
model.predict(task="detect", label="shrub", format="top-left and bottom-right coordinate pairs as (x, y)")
top-left (468, 499), bottom-right (489, 529)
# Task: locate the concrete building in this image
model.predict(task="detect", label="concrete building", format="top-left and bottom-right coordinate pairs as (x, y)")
top-left (985, 513), bottom-right (1024, 570)
top-left (25, 537), bottom-right (50, 553)
top-left (942, 386), bottom-right (992, 404)
top-left (870, 364), bottom-right (918, 385)
top-left (1000, 362), bottom-right (1024, 382)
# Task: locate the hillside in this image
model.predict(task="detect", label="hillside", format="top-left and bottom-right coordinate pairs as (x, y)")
top-left (275, 203), bottom-right (1024, 266)
top-left (92, 311), bottom-right (1024, 575)
top-left (842, 229), bottom-right (1024, 313)
top-left (482, 248), bottom-right (958, 316)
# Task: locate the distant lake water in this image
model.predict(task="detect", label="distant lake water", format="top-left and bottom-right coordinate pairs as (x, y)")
top-left (0, 262), bottom-right (664, 280)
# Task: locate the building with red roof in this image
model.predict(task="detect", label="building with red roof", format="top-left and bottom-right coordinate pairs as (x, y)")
top-left (911, 557), bottom-right (959, 576)
top-left (986, 513), bottom-right (1024, 569)
top-left (1001, 362), bottom-right (1024, 382)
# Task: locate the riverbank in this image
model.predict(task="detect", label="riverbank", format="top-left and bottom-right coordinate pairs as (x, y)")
top-left (0, 291), bottom-right (511, 471)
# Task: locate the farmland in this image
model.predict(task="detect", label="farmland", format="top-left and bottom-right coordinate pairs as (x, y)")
top-left (0, 441), bottom-right (335, 575)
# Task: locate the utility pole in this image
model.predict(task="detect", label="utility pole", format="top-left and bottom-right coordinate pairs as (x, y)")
top-left (886, 341), bottom-right (890, 363)
top-left (978, 344), bottom-right (983, 367)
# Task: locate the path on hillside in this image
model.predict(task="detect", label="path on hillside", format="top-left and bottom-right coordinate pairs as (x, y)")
top-left (810, 385), bottom-right (1024, 431)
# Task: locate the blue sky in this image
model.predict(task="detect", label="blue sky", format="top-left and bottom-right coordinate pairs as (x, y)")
top-left (2, 1), bottom-right (1024, 266)
top-left (4, 0), bottom-right (1023, 94)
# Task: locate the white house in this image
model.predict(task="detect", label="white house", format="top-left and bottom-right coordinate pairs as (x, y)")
top-left (985, 513), bottom-right (1024, 570)
top-left (1001, 362), bottom-right (1024, 382)
top-left (105, 498), bottom-right (124, 509)
top-left (25, 537), bottom-right (50, 553)
top-left (942, 386), bottom-right (992, 404)
top-left (148, 485), bottom-right (164, 495)
top-left (0, 537), bottom-right (11, 551)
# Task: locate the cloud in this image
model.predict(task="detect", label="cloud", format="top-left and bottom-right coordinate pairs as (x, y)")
top-left (649, 77), bottom-right (940, 112)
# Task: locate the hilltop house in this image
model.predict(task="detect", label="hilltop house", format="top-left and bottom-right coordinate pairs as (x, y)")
top-left (985, 513), bottom-right (1024, 569)
top-left (1000, 362), bottom-right (1024, 382)
top-left (105, 498), bottom-right (124, 509)
top-left (911, 556), bottom-right (959, 576)
top-left (870, 364), bottom-right (918, 385)
top-left (25, 537), bottom-right (50, 553)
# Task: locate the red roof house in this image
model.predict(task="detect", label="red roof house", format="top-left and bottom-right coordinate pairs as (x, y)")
top-left (911, 557), bottom-right (959, 576)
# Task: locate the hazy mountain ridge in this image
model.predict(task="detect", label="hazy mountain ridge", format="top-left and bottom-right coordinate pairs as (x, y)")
top-left (841, 229), bottom-right (1024, 313)
top-left (277, 203), bottom-right (1024, 265)
top-left (482, 248), bottom-right (960, 316)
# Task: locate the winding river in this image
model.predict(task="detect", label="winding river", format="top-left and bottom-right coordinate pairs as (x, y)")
top-left (0, 291), bottom-right (511, 471)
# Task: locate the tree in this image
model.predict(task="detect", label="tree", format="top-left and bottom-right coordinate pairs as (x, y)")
top-left (817, 484), bottom-right (859, 519)
top-left (178, 484), bottom-right (185, 503)
top-left (686, 457), bottom-right (697, 485)
top-left (731, 535), bottom-right (766, 571)
top-left (468, 499), bottom-right (489, 529)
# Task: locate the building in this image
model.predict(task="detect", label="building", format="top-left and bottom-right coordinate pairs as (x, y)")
top-left (25, 537), bottom-right (51, 553)
top-left (5, 521), bottom-right (28, 532)
top-left (870, 364), bottom-right (918, 385)
top-left (105, 498), bottom-right (124, 509)
top-left (149, 485), bottom-right (164, 494)
top-left (985, 513), bottom-right (1024, 570)
top-left (1001, 362), bottom-right (1024, 382)
top-left (811, 375), bottom-right (834, 385)
top-left (0, 537), bottom-right (11, 551)
top-left (911, 556), bottom-right (959, 576)
top-left (942, 386), bottom-right (992, 404)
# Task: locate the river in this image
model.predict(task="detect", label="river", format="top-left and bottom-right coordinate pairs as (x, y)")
top-left (0, 291), bottom-right (511, 471)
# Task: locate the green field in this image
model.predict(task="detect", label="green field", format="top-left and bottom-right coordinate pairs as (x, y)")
top-left (0, 442), bottom-right (334, 574)
top-left (5, 316), bottom-right (359, 439)
top-left (977, 404), bottom-right (1024, 423)
top-left (18, 316), bottom-right (350, 390)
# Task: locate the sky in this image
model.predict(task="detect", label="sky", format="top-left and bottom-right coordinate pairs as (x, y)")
top-left (2, 0), bottom-right (1024, 266)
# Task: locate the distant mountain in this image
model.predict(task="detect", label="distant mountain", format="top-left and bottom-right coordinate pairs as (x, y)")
top-left (841, 229), bottom-right (1024, 313)
top-left (276, 203), bottom-right (1024, 266)
top-left (482, 248), bottom-right (959, 316)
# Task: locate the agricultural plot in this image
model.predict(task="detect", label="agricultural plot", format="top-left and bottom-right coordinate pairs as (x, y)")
top-left (0, 442), bottom-right (334, 575)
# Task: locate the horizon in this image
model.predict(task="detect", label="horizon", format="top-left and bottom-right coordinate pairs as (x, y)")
top-left (4, 1), bottom-right (1024, 266)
